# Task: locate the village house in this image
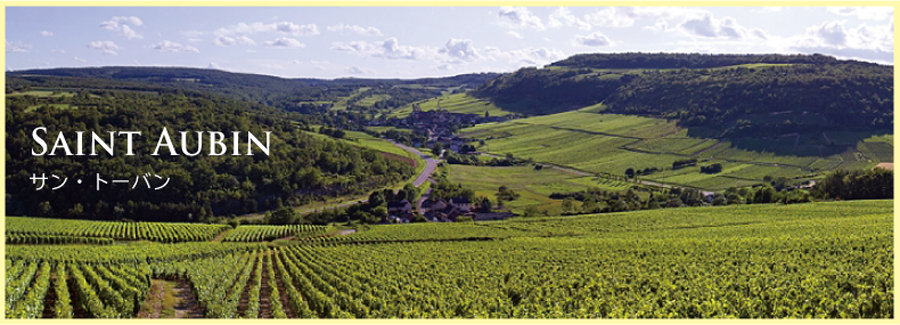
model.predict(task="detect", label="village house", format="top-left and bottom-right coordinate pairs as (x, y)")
top-left (387, 199), bottom-right (413, 216)
top-left (449, 197), bottom-right (472, 212)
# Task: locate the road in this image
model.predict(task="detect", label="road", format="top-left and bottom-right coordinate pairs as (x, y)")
top-left (389, 141), bottom-right (439, 187)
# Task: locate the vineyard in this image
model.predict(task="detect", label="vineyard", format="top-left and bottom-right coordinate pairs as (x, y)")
top-left (222, 225), bottom-right (328, 242)
top-left (4, 200), bottom-right (893, 318)
top-left (6, 217), bottom-right (229, 243)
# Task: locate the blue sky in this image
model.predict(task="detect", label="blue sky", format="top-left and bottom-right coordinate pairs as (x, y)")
top-left (6, 6), bottom-right (894, 78)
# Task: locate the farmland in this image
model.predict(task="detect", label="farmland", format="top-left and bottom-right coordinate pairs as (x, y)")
top-left (459, 110), bottom-right (890, 190)
top-left (447, 164), bottom-right (632, 215)
top-left (5, 200), bottom-right (893, 318)
top-left (390, 93), bottom-right (515, 118)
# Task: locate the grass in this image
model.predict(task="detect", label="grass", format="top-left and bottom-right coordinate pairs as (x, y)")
top-left (357, 94), bottom-right (391, 107)
top-left (24, 103), bottom-right (78, 112)
top-left (390, 93), bottom-right (515, 118)
top-left (459, 110), bottom-right (891, 191)
top-left (448, 164), bottom-right (631, 215)
top-left (9, 90), bottom-right (76, 98)
top-left (365, 126), bottom-right (412, 134)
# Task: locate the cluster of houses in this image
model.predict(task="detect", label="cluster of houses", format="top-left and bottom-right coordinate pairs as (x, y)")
top-left (383, 197), bottom-right (514, 223)
top-left (370, 108), bottom-right (511, 152)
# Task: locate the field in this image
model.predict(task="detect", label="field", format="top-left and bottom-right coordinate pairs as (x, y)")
top-left (459, 111), bottom-right (890, 190)
top-left (5, 200), bottom-right (892, 318)
top-left (447, 165), bottom-right (632, 215)
top-left (390, 93), bottom-right (515, 118)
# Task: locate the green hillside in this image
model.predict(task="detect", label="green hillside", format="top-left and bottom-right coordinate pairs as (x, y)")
top-left (460, 110), bottom-right (890, 190)
top-left (469, 54), bottom-right (892, 138)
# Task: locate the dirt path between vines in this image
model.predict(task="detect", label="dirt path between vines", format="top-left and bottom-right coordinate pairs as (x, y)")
top-left (172, 280), bottom-right (203, 318)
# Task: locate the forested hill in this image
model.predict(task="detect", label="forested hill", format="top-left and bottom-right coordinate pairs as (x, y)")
top-left (549, 52), bottom-right (843, 69)
top-left (9, 67), bottom-right (498, 103)
top-left (6, 85), bottom-right (414, 223)
top-left (469, 53), bottom-right (892, 135)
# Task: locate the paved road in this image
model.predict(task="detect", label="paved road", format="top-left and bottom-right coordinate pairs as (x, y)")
top-left (389, 141), bottom-right (439, 187)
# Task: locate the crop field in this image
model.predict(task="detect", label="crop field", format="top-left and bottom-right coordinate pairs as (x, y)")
top-left (460, 111), bottom-right (890, 190)
top-left (8, 90), bottom-right (76, 98)
top-left (447, 165), bottom-right (632, 215)
top-left (5, 200), bottom-right (892, 318)
top-left (6, 217), bottom-right (229, 243)
top-left (390, 93), bottom-right (514, 118)
top-left (356, 94), bottom-right (391, 107)
top-left (222, 225), bottom-right (328, 242)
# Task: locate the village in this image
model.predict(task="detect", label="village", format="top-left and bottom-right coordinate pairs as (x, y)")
top-left (369, 105), bottom-right (513, 152)
top-left (384, 196), bottom-right (515, 224)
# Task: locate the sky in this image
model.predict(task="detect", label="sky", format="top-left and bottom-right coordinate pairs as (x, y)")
top-left (5, 6), bottom-right (894, 79)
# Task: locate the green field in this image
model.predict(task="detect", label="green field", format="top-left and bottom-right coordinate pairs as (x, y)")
top-left (9, 90), bottom-right (76, 98)
top-left (365, 126), bottom-right (412, 134)
top-left (460, 111), bottom-right (890, 190)
top-left (356, 94), bottom-right (391, 107)
top-left (5, 200), bottom-right (892, 318)
top-left (390, 93), bottom-right (515, 118)
top-left (447, 165), bottom-right (632, 215)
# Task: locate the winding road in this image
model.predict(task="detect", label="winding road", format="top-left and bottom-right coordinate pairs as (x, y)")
top-left (389, 141), bottom-right (439, 187)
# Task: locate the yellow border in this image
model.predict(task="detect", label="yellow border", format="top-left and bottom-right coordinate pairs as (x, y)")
top-left (1, 1), bottom-right (897, 324)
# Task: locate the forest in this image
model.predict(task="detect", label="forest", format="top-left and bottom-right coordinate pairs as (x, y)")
top-left (469, 53), bottom-right (892, 136)
top-left (6, 88), bottom-right (414, 222)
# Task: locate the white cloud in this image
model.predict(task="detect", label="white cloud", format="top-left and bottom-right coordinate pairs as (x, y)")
top-left (87, 40), bottom-right (121, 55)
top-left (73, 56), bottom-right (86, 62)
top-left (484, 46), bottom-right (565, 65)
top-left (265, 37), bottom-right (305, 48)
top-left (498, 7), bottom-right (546, 30)
top-left (208, 62), bottom-right (221, 69)
top-left (347, 65), bottom-right (373, 75)
top-left (548, 7), bottom-right (591, 30)
top-left (332, 37), bottom-right (436, 60)
top-left (40, 31), bottom-right (53, 37)
top-left (275, 22), bottom-right (319, 36)
top-left (440, 38), bottom-right (481, 61)
top-left (6, 41), bottom-right (32, 53)
top-left (827, 7), bottom-right (893, 21)
top-left (575, 32), bottom-right (613, 47)
top-left (506, 31), bottom-right (524, 39)
top-left (792, 20), bottom-right (893, 53)
top-left (100, 16), bottom-right (143, 39)
top-left (678, 13), bottom-right (749, 39)
top-left (150, 40), bottom-right (199, 53)
top-left (214, 35), bottom-right (256, 47)
top-left (50, 49), bottom-right (65, 54)
top-left (757, 7), bottom-right (782, 13)
top-left (213, 21), bottom-right (318, 46)
top-left (327, 24), bottom-right (382, 36)
top-left (584, 7), bottom-right (637, 28)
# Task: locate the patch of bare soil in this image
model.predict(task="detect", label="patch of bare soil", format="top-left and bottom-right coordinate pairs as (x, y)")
top-left (136, 279), bottom-right (166, 318)
top-left (172, 280), bottom-right (203, 318)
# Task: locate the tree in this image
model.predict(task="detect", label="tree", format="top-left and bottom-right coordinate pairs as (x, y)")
top-left (753, 185), bottom-right (776, 204)
top-left (38, 201), bottom-right (52, 217)
top-left (372, 206), bottom-right (388, 222)
top-left (479, 197), bottom-right (492, 213)
top-left (403, 183), bottom-right (419, 202)
top-left (367, 191), bottom-right (385, 209)
top-left (267, 206), bottom-right (298, 225)
top-left (432, 143), bottom-right (444, 157)
top-left (523, 206), bottom-right (541, 218)
top-left (561, 197), bottom-right (576, 212)
top-left (625, 168), bottom-right (635, 178)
